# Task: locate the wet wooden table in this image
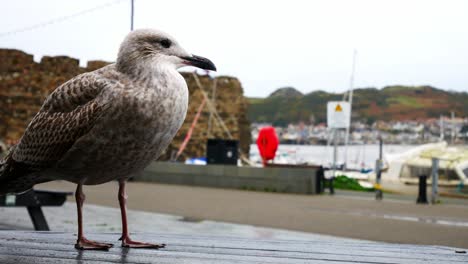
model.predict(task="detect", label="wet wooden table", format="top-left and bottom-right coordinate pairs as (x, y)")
top-left (0, 231), bottom-right (467, 263)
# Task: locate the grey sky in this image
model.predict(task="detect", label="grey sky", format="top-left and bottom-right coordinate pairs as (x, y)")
top-left (1, 0), bottom-right (467, 97)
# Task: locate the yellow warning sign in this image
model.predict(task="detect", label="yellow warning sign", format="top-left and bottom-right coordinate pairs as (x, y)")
top-left (335, 104), bottom-right (343, 112)
top-left (327, 101), bottom-right (350, 128)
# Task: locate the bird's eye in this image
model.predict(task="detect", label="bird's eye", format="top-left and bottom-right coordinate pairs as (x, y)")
top-left (160, 39), bottom-right (171, 49)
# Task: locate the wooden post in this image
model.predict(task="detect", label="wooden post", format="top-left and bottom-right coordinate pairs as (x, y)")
top-left (375, 137), bottom-right (383, 200)
top-left (431, 158), bottom-right (439, 204)
top-left (330, 128), bottom-right (337, 195)
top-left (130, 0), bottom-right (134, 31)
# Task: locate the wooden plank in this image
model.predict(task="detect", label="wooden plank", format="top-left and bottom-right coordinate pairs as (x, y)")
top-left (0, 231), bottom-right (466, 264)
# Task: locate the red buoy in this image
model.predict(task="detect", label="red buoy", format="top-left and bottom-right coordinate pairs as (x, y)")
top-left (256, 126), bottom-right (279, 165)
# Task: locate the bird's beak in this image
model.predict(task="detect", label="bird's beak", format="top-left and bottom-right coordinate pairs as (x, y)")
top-left (181, 54), bottom-right (217, 71)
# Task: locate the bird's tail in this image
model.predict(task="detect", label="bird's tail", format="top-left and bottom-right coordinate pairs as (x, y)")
top-left (0, 148), bottom-right (43, 195)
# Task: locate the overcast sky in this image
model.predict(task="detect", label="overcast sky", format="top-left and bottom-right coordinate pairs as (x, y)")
top-left (1, 0), bottom-right (467, 97)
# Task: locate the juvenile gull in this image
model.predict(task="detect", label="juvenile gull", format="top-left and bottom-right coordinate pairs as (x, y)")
top-left (0, 29), bottom-right (216, 250)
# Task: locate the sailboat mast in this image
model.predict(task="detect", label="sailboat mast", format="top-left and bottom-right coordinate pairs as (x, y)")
top-left (440, 115), bottom-right (444, 141)
top-left (343, 49), bottom-right (357, 170)
top-left (451, 111), bottom-right (455, 144)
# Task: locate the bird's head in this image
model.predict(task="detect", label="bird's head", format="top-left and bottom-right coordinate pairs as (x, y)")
top-left (116, 29), bottom-right (216, 74)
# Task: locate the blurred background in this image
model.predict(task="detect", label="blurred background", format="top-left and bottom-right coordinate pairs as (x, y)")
top-left (1, 0), bottom-right (468, 250)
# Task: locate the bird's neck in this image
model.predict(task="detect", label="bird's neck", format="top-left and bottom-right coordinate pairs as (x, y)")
top-left (117, 59), bottom-right (179, 85)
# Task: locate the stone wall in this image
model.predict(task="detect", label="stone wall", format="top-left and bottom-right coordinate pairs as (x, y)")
top-left (0, 48), bottom-right (250, 160)
top-left (136, 161), bottom-right (319, 194)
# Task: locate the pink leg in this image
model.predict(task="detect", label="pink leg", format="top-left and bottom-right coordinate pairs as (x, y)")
top-left (118, 180), bottom-right (165, 249)
top-left (75, 183), bottom-right (113, 250)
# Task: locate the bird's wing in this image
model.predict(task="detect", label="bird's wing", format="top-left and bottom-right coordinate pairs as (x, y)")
top-left (11, 71), bottom-right (111, 170)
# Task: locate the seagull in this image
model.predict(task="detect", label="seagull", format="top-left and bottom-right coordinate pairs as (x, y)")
top-left (0, 29), bottom-right (216, 250)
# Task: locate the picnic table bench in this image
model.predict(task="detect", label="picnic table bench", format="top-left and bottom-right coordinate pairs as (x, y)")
top-left (0, 189), bottom-right (72, 231)
top-left (0, 231), bottom-right (466, 263)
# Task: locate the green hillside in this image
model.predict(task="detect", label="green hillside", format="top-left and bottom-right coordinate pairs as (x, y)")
top-left (247, 86), bottom-right (468, 126)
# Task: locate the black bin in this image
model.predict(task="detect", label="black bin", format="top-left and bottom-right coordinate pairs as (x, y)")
top-left (417, 175), bottom-right (428, 204)
top-left (206, 139), bottom-right (239, 165)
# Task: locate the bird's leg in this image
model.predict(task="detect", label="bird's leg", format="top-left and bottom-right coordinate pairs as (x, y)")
top-left (118, 179), bottom-right (165, 249)
top-left (75, 183), bottom-right (113, 250)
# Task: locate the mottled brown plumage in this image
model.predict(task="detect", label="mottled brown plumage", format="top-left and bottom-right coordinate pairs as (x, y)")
top-left (0, 28), bottom-right (216, 250)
